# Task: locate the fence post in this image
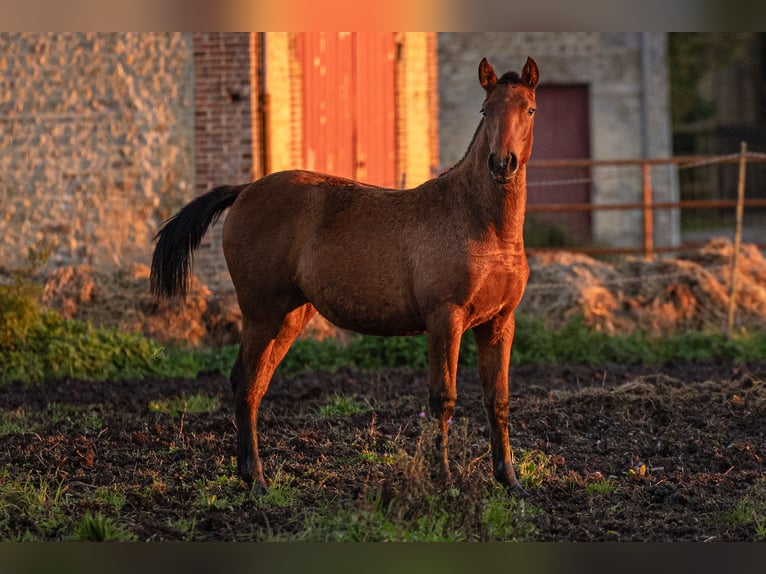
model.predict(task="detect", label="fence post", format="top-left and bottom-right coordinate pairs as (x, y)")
top-left (642, 162), bottom-right (653, 260)
top-left (726, 141), bottom-right (748, 337)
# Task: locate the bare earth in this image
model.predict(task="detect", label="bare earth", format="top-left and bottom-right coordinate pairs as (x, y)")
top-left (3, 361), bottom-right (764, 541)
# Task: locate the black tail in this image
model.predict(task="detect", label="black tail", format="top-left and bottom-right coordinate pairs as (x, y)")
top-left (150, 184), bottom-right (246, 299)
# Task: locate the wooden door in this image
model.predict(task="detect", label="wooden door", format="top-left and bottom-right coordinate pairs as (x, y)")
top-left (295, 33), bottom-right (397, 188)
top-left (527, 84), bottom-right (592, 243)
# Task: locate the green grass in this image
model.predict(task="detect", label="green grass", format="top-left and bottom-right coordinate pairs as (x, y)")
top-left (586, 479), bottom-right (617, 496)
top-left (721, 478), bottom-right (766, 540)
top-left (318, 392), bottom-right (371, 419)
top-left (287, 421), bottom-right (541, 542)
top-left (3, 276), bottom-right (766, 386)
top-left (148, 392), bottom-right (221, 417)
top-left (0, 470), bottom-right (72, 541)
top-left (0, 404), bottom-right (104, 437)
top-left (516, 449), bottom-right (558, 489)
top-left (71, 511), bottom-right (137, 542)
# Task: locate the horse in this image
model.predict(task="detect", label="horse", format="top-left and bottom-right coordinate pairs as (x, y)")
top-left (151, 56), bottom-right (539, 494)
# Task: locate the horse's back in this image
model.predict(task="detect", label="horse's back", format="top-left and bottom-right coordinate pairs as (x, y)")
top-left (222, 170), bottom-right (434, 333)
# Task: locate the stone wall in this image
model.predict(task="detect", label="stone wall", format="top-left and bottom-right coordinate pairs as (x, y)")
top-left (0, 32), bottom-right (194, 271)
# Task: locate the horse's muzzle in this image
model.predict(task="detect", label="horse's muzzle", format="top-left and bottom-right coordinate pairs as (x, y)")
top-left (487, 152), bottom-right (519, 184)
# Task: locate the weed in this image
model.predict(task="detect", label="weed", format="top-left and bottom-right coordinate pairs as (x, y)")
top-left (290, 418), bottom-right (538, 542)
top-left (482, 484), bottom-right (538, 540)
top-left (586, 479), bottom-right (617, 495)
top-left (0, 471), bottom-right (71, 540)
top-left (91, 486), bottom-right (127, 512)
top-left (254, 465), bottom-right (301, 509)
top-left (149, 392), bottom-right (220, 417)
top-left (194, 474), bottom-right (251, 511)
top-left (721, 479), bottom-right (766, 540)
top-left (516, 449), bottom-right (558, 489)
top-left (167, 516), bottom-right (198, 539)
top-left (71, 511), bottom-right (137, 542)
top-left (359, 450), bottom-right (396, 465)
top-left (0, 408), bottom-right (34, 435)
top-left (318, 392), bottom-right (370, 419)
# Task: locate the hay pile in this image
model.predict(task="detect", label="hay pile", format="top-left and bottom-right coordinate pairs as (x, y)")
top-left (31, 238), bottom-right (766, 346)
top-left (39, 263), bottom-right (239, 347)
top-left (521, 238), bottom-right (766, 334)
top-left (37, 263), bottom-right (338, 346)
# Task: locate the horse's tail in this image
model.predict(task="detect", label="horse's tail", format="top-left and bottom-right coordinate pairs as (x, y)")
top-left (150, 184), bottom-right (246, 299)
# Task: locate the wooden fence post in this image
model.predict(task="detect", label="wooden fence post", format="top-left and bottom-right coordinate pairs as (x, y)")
top-left (726, 141), bottom-right (748, 337)
top-left (642, 162), bottom-right (653, 260)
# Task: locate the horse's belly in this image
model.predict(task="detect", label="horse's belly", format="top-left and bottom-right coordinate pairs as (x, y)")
top-left (299, 276), bottom-right (425, 336)
top-left (313, 294), bottom-right (425, 336)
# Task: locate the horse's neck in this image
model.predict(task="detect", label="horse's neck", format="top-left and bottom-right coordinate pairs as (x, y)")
top-left (445, 144), bottom-right (528, 246)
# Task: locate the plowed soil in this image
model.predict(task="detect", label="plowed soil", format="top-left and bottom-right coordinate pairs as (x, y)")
top-left (3, 361), bottom-right (765, 541)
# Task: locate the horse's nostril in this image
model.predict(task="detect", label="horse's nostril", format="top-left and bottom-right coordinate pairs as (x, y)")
top-left (508, 153), bottom-right (518, 172)
top-left (487, 152), bottom-right (497, 173)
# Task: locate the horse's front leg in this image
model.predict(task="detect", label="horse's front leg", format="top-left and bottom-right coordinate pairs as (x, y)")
top-left (426, 309), bottom-right (463, 484)
top-left (473, 311), bottom-right (524, 495)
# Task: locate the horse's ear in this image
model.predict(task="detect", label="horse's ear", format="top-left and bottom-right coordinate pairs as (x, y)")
top-left (479, 57), bottom-right (497, 91)
top-left (522, 57), bottom-right (539, 89)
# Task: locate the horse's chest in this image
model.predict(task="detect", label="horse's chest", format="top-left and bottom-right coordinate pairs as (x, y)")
top-left (466, 252), bottom-right (529, 316)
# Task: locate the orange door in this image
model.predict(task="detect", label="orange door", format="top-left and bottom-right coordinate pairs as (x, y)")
top-left (296, 32), bottom-right (397, 188)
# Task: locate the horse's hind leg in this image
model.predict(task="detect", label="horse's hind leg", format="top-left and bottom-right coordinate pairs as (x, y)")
top-left (473, 312), bottom-right (524, 495)
top-left (232, 302), bottom-right (316, 488)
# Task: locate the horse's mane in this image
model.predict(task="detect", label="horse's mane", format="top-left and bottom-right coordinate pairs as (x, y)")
top-left (498, 71), bottom-right (522, 85)
top-left (437, 117), bottom-right (484, 178)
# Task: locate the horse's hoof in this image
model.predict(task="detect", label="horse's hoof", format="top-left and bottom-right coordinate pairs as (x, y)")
top-left (506, 479), bottom-right (527, 498)
top-left (239, 473), bottom-right (269, 493)
top-left (495, 462), bottom-right (526, 497)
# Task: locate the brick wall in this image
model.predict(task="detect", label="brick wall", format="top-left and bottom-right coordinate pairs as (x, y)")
top-left (0, 33), bottom-right (194, 271)
top-left (1, 32), bottom-right (437, 294)
top-left (191, 32), bottom-right (258, 290)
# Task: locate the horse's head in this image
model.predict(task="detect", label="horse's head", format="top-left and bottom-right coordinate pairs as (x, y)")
top-left (478, 57), bottom-right (539, 185)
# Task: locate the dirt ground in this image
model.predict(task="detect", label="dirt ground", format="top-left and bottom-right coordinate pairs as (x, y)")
top-left (3, 360), bottom-right (765, 541)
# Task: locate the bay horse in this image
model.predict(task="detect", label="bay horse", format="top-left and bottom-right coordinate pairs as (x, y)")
top-left (151, 57), bottom-right (539, 494)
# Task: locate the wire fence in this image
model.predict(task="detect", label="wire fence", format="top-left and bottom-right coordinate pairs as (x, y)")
top-left (520, 144), bottom-right (766, 335)
top-left (525, 145), bottom-right (766, 258)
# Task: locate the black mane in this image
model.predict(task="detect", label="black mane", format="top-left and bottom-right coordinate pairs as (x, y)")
top-left (498, 71), bottom-right (521, 85)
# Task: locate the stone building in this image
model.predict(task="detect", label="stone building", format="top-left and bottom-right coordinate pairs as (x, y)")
top-left (438, 32), bottom-right (678, 250)
top-left (1, 32), bottom-right (438, 290)
top-left (2, 32), bottom-right (677, 292)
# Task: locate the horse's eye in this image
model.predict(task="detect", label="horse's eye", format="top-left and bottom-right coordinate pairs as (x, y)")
top-left (528, 108), bottom-right (536, 116)
top-left (480, 109), bottom-right (486, 117)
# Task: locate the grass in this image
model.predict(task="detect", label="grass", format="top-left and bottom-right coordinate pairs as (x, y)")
top-left (148, 392), bottom-right (221, 417)
top-left (721, 478), bottom-right (766, 540)
top-left (318, 392), bottom-right (371, 419)
top-left (71, 511), bottom-right (137, 542)
top-left (287, 420), bottom-right (542, 542)
top-left (4, 274), bottom-right (766, 386)
top-left (0, 470), bottom-right (71, 541)
top-left (516, 449), bottom-right (558, 489)
top-left (0, 403), bottom-right (105, 437)
top-left (586, 479), bottom-right (617, 496)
